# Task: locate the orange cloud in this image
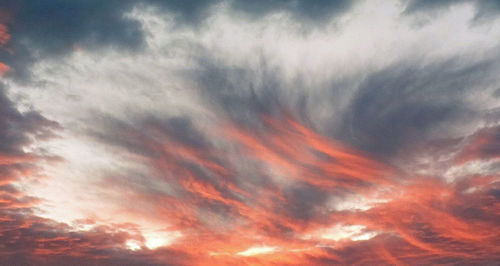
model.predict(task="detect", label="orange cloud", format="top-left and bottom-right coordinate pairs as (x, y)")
top-left (0, 24), bottom-right (9, 46)
top-left (0, 61), bottom-right (9, 75)
top-left (2, 113), bottom-right (499, 265)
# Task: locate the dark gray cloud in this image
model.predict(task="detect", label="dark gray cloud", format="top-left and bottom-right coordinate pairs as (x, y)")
top-left (280, 181), bottom-right (328, 221)
top-left (0, 0), bottom-right (355, 81)
top-left (493, 88), bottom-right (500, 98)
top-left (0, 83), bottom-right (59, 156)
top-left (335, 58), bottom-right (497, 158)
top-left (194, 58), bottom-right (290, 129)
top-left (230, 0), bottom-right (353, 23)
top-left (0, 0), bottom-right (144, 80)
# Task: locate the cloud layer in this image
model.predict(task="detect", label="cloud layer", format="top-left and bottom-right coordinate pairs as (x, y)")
top-left (0, 0), bottom-right (499, 265)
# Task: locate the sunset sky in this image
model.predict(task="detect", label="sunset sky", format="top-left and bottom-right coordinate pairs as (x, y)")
top-left (0, 0), bottom-right (499, 265)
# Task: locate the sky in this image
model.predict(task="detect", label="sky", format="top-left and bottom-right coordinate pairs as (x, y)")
top-left (0, 0), bottom-right (499, 265)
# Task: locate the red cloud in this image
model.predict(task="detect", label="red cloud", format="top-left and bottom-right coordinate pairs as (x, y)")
top-left (2, 113), bottom-right (499, 265)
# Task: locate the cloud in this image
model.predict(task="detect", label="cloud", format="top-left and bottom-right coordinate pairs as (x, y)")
top-left (229, 0), bottom-right (354, 23)
top-left (336, 58), bottom-right (499, 159)
top-left (0, 0), bottom-right (357, 81)
top-left (0, 0), bottom-right (499, 264)
top-left (404, 0), bottom-right (500, 20)
top-left (0, 84), bottom-right (135, 265)
top-left (456, 125), bottom-right (500, 164)
top-left (0, 0), bottom-right (210, 80)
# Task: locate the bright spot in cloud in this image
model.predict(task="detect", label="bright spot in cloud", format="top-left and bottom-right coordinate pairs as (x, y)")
top-left (307, 224), bottom-right (378, 242)
top-left (330, 193), bottom-right (390, 211)
top-left (351, 231), bottom-right (378, 241)
top-left (144, 230), bottom-right (182, 250)
top-left (126, 240), bottom-right (142, 251)
top-left (237, 246), bottom-right (279, 256)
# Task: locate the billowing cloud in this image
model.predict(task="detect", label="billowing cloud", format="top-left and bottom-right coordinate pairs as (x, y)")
top-left (1, 0), bottom-right (499, 265)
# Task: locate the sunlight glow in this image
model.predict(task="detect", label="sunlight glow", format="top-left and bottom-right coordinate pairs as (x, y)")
top-left (237, 246), bottom-right (279, 256)
top-left (144, 231), bottom-right (182, 250)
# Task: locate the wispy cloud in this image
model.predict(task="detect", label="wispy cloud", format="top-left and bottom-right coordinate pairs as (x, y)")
top-left (0, 0), bottom-right (499, 265)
